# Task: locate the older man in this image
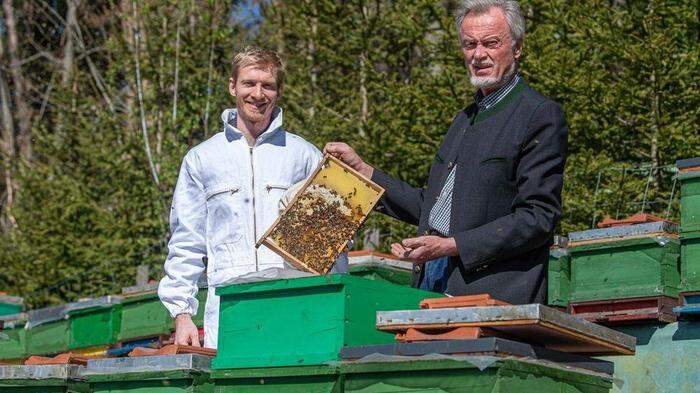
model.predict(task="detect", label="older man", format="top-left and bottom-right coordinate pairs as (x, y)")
top-left (325, 0), bottom-right (567, 304)
top-left (158, 47), bottom-right (333, 348)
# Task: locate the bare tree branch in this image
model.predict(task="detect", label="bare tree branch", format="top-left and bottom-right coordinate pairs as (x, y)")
top-left (62, 0), bottom-right (78, 86)
top-left (0, 38), bottom-right (17, 229)
top-left (172, 13), bottom-right (181, 124)
top-left (131, 0), bottom-right (160, 188)
top-left (3, 0), bottom-right (33, 162)
top-left (202, 17), bottom-right (216, 138)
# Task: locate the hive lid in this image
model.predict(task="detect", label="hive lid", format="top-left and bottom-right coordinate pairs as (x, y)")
top-left (568, 221), bottom-right (678, 244)
top-left (83, 354), bottom-right (212, 375)
top-left (26, 305), bottom-right (67, 328)
top-left (348, 251), bottom-right (413, 271)
top-left (65, 295), bottom-right (123, 314)
top-left (0, 295), bottom-right (23, 305)
top-left (376, 304), bottom-right (636, 355)
top-left (0, 364), bottom-right (83, 380)
top-left (551, 235), bottom-right (568, 248)
top-left (676, 157), bottom-right (700, 171)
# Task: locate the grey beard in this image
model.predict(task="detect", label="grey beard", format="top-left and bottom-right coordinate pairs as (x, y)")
top-left (469, 61), bottom-right (517, 91)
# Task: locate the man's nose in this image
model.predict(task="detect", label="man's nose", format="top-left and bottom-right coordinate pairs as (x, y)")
top-left (474, 44), bottom-right (487, 60)
top-left (252, 84), bottom-right (263, 98)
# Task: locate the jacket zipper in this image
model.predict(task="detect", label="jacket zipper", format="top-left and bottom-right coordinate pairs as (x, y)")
top-left (265, 184), bottom-right (289, 192)
top-left (205, 188), bottom-right (239, 201)
top-left (250, 146), bottom-right (258, 271)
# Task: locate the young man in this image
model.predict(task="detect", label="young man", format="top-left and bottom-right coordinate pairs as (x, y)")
top-left (159, 47), bottom-right (327, 348)
top-left (325, 0), bottom-right (567, 304)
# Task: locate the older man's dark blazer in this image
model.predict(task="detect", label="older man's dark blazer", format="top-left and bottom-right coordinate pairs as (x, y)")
top-left (371, 80), bottom-right (568, 304)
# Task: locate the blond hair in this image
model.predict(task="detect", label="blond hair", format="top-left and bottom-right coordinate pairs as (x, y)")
top-left (230, 46), bottom-right (285, 91)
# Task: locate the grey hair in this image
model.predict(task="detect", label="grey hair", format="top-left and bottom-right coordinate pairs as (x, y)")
top-left (455, 0), bottom-right (525, 45)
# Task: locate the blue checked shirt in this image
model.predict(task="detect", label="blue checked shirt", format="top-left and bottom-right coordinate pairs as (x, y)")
top-left (428, 74), bottom-right (521, 235)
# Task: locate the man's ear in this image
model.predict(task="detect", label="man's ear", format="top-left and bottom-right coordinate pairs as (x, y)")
top-left (513, 41), bottom-right (523, 60)
top-left (228, 77), bottom-right (236, 97)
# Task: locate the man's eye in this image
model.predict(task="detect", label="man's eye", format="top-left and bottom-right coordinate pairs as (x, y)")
top-left (464, 42), bottom-right (477, 49)
top-left (485, 41), bottom-right (500, 49)
top-left (264, 84), bottom-right (276, 90)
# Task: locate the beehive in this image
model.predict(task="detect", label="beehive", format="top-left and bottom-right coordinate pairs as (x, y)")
top-left (258, 154), bottom-right (384, 274)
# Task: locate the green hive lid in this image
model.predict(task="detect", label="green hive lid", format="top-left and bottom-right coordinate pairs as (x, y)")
top-left (82, 354), bottom-right (212, 375)
top-left (0, 364), bottom-right (83, 380)
top-left (677, 157), bottom-right (700, 170)
top-left (569, 222), bottom-right (678, 243)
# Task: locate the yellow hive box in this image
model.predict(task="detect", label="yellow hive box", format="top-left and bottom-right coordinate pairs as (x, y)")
top-left (258, 154), bottom-right (384, 274)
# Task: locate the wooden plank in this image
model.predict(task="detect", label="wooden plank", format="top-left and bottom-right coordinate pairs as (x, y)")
top-left (569, 296), bottom-right (678, 325)
top-left (537, 321), bottom-right (635, 355)
top-left (376, 319), bottom-right (539, 332)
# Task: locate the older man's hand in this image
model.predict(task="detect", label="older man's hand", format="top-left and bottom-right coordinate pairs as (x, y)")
top-left (323, 142), bottom-right (373, 179)
top-left (391, 236), bottom-right (458, 265)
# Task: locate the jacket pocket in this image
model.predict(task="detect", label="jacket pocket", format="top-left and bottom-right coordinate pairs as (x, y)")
top-left (265, 183), bottom-right (291, 192)
top-left (207, 256), bottom-right (254, 287)
top-left (205, 182), bottom-right (243, 251)
top-left (480, 156), bottom-right (508, 164)
top-left (205, 185), bottom-right (240, 201)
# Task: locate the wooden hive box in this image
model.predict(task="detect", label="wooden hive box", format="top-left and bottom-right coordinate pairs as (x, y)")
top-left (567, 223), bottom-right (681, 304)
top-left (678, 157), bottom-right (700, 233)
top-left (257, 155), bottom-right (384, 274)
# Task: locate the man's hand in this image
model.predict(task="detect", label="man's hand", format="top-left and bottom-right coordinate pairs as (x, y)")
top-left (323, 142), bottom-right (373, 179)
top-left (391, 236), bottom-right (458, 265)
top-left (174, 313), bottom-right (201, 347)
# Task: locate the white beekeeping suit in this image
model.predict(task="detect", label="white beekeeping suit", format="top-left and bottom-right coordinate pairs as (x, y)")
top-left (159, 108), bottom-right (333, 348)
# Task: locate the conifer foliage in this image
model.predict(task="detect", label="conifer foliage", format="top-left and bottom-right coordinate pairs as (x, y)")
top-left (0, 0), bottom-right (697, 306)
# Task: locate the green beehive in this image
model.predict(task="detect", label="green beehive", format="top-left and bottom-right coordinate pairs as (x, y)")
top-left (212, 365), bottom-right (340, 393)
top-left (347, 253), bottom-right (413, 287)
top-left (569, 236), bottom-right (680, 303)
top-left (67, 297), bottom-right (122, 350)
top-left (0, 364), bottom-right (88, 393)
top-left (342, 358), bottom-right (612, 393)
top-left (0, 296), bottom-right (23, 317)
top-left (681, 231), bottom-right (700, 292)
top-left (678, 158), bottom-right (700, 234)
top-left (547, 236), bottom-right (570, 307)
top-left (84, 354), bottom-right (212, 393)
top-left (192, 288), bottom-right (208, 327)
top-left (25, 306), bottom-right (70, 356)
top-left (211, 358), bottom-right (612, 393)
top-left (118, 281), bottom-right (208, 341)
top-left (118, 291), bottom-right (172, 341)
top-left (0, 314), bottom-right (27, 360)
top-left (213, 275), bottom-right (442, 369)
